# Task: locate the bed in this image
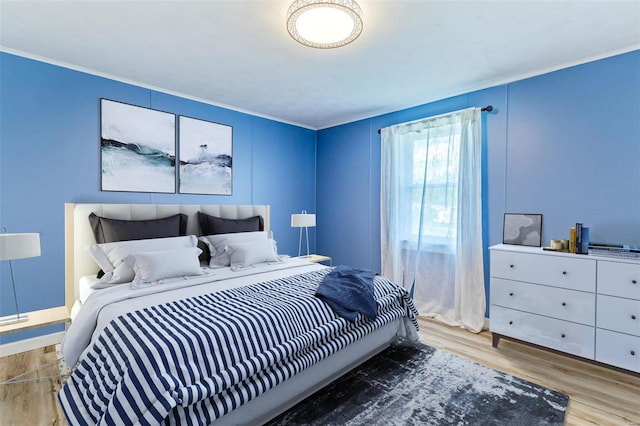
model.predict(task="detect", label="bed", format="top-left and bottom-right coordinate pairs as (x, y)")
top-left (59, 203), bottom-right (419, 425)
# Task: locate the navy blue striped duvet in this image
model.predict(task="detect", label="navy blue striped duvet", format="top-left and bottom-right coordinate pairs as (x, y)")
top-left (59, 268), bottom-right (418, 425)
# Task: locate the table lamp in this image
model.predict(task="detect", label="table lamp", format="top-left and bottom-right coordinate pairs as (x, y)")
top-left (0, 233), bottom-right (41, 325)
top-left (291, 211), bottom-right (316, 257)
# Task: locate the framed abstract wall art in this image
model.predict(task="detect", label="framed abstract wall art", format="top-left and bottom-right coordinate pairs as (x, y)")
top-left (502, 213), bottom-right (543, 247)
top-left (100, 99), bottom-right (176, 193)
top-left (178, 116), bottom-right (233, 195)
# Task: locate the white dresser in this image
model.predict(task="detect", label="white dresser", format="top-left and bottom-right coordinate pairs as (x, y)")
top-left (490, 244), bottom-right (640, 373)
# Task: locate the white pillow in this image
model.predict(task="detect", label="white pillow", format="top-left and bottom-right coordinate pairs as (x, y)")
top-left (86, 235), bottom-right (199, 284)
top-left (126, 247), bottom-right (204, 289)
top-left (226, 239), bottom-right (281, 271)
top-left (199, 231), bottom-right (269, 268)
top-left (103, 262), bottom-right (136, 284)
top-left (85, 244), bottom-right (113, 273)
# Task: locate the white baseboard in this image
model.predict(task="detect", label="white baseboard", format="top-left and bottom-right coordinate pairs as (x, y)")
top-left (483, 317), bottom-right (490, 330)
top-left (0, 331), bottom-right (65, 358)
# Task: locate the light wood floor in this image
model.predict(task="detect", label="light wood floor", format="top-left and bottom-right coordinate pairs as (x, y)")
top-left (1, 318), bottom-right (639, 425)
top-left (0, 344), bottom-right (66, 425)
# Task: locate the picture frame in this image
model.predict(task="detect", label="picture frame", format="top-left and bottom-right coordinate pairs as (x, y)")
top-left (502, 213), bottom-right (543, 247)
top-left (178, 115), bottom-right (233, 195)
top-left (100, 99), bottom-right (176, 193)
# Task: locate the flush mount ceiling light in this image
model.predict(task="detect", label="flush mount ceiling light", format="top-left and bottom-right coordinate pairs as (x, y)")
top-left (287, 0), bottom-right (363, 49)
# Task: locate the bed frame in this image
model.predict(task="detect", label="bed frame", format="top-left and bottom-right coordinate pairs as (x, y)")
top-left (64, 203), bottom-right (270, 311)
top-left (63, 203), bottom-right (398, 425)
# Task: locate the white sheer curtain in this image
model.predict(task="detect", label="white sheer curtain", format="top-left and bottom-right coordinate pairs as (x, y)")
top-left (381, 107), bottom-right (485, 332)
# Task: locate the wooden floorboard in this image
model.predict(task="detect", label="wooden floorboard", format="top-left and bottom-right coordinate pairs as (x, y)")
top-left (1, 317), bottom-right (638, 425)
top-left (0, 345), bottom-right (66, 425)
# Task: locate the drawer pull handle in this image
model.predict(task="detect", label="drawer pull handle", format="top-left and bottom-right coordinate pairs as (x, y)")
top-left (509, 321), bottom-right (513, 325)
top-left (510, 264), bottom-right (514, 268)
top-left (509, 292), bottom-right (514, 296)
top-left (632, 315), bottom-right (637, 320)
top-left (633, 280), bottom-right (638, 285)
top-left (562, 271), bottom-right (567, 275)
top-left (632, 351), bottom-right (636, 356)
top-left (561, 333), bottom-right (566, 338)
top-left (562, 302), bottom-right (566, 307)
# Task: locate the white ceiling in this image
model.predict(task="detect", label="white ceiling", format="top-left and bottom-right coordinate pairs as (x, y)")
top-left (1, 1), bottom-right (639, 130)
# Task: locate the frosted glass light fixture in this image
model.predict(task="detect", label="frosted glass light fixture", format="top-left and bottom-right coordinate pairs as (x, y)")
top-left (291, 210), bottom-right (316, 257)
top-left (0, 232), bottom-right (41, 325)
top-left (287, 0), bottom-right (363, 49)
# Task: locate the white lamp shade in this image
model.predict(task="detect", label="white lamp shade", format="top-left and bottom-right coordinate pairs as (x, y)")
top-left (291, 213), bottom-right (316, 228)
top-left (0, 233), bottom-right (41, 260)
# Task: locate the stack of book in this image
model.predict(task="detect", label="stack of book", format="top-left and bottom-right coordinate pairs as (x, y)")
top-left (569, 222), bottom-right (589, 254)
top-left (588, 243), bottom-right (640, 259)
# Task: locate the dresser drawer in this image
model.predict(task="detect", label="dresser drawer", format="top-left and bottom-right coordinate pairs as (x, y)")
top-left (596, 295), bottom-right (640, 337)
top-left (491, 278), bottom-right (595, 325)
top-left (491, 250), bottom-right (596, 292)
top-left (490, 305), bottom-right (595, 358)
top-left (595, 328), bottom-right (640, 373)
top-left (597, 260), bottom-right (640, 300)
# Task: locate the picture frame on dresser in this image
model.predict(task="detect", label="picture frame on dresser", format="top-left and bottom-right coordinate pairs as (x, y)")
top-left (502, 213), bottom-right (542, 247)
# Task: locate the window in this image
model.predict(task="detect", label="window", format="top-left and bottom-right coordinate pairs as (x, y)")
top-left (403, 129), bottom-right (461, 246)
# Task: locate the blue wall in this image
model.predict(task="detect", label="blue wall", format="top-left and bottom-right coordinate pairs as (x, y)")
top-left (317, 50), bottom-right (640, 315)
top-left (1, 50), bottom-right (638, 345)
top-left (0, 53), bottom-right (317, 344)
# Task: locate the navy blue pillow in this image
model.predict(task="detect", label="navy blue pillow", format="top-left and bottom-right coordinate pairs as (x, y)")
top-left (89, 213), bottom-right (188, 244)
top-left (198, 212), bottom-right (264, 235)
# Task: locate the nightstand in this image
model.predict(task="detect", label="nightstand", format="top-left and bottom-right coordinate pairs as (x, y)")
top-left (299, 254), bottom-right (332, 265)
top-left (0, 306), bottom-right (70, 336)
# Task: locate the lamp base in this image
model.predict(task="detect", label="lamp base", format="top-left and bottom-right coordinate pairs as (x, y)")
top-left (0, 313), bottom-right (29, 326)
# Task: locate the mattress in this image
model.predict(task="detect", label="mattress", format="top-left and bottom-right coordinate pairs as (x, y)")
top-left (78, 275), bottom-right (101, 304)
top-left (69, 275), bottom-right (103, 321)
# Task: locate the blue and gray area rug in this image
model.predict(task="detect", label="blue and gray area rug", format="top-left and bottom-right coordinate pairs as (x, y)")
top-left (267, 340), bottom-right (568, 426)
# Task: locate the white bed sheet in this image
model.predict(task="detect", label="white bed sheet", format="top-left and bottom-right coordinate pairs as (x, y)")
top-left (78, 275), bottom-right (101, 304)
top-left (69, 276), bottom-right (102, 321)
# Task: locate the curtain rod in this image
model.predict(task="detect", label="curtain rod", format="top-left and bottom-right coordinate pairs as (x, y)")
top-left (376, 105), bottom-right (493, 134)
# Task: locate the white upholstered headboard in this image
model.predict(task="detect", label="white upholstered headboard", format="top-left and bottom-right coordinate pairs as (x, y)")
top-left (64, 203), bottom-right (270, 310)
